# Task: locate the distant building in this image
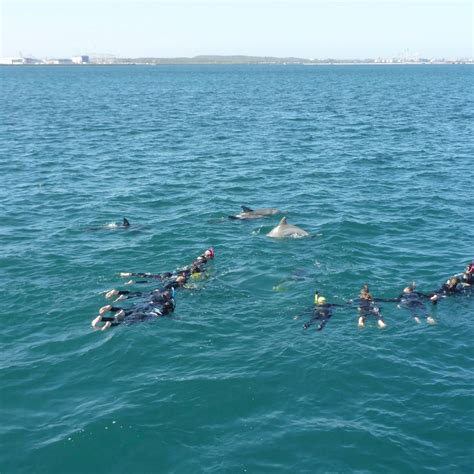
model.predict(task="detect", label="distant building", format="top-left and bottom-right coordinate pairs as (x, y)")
top-left (72, 55), bottom-right (90, 64)
top-left (0, 57), bottom-right (23, 65)
top-left (44, 58), bottom-right (73, 65)
top-left (0, 57), bottom-right (36, 65)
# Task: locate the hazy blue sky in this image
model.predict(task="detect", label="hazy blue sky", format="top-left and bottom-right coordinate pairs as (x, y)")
top-left (1, 0), bottom-right (472, 59)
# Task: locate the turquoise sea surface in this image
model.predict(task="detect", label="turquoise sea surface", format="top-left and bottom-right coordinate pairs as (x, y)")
top-left (0, 65), bottom-right (473, 473)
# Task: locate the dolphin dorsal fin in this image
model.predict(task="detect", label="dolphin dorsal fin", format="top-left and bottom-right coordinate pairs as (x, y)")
top-left (279, 217), bottom-right (288, 225)
top-left (123, 217), bottom-right (130, 227)
top-left (241, 206), bottom-right (253, 212)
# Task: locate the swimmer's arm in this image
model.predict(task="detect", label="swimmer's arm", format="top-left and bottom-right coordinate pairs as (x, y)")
top-left (414, 291), bottom-right (437, 299)
top-left (120, 272), bottom-right (158, 278)
top-left (124, 279), bottom-right (155, 285)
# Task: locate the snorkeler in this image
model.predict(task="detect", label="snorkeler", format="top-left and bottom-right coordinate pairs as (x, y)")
top-left (119, 248), bottom-right (214, 284)
top-left (303, 292), bottom-right (342, 331)
top-left (119, 270), bottom-right (174, 280)
top-left (435, 276), bottom-right (463, 296)
top-left (430, 275), bottom-right (464, 304)
top-left (357, 284), bottom-right (386, 329)
top-left (163, 273), bottom-right (188, 291)
top-left (105, 287), bottom-right (175, 303)
top-left (91, 299), bottom-right (175, 331)
top-left (396, 283), bottom-right (436, 324)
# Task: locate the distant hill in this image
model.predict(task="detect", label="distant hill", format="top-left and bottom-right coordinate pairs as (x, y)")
top-left (111, 55), bottom-right (310, 65)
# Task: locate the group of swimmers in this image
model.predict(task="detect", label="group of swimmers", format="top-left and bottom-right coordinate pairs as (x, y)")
top-left (91, 248), bottom-right (215, 331)
top-left (91, 250), bottom-right (471, 332)
top-left (303, 261), bottom-right (474, 331)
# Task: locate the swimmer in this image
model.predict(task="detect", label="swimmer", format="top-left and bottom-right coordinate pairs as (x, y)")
top-left (92, 300), bottom-right (175, 331)
top-left (190, 264), bottom-right (208, 281)
top-left (105, 288), bottom-right (175, 303)
top-left (357, 284), bottom-right (386, 329)
top-left (444, 276), bottom-right (461, 293)
top-left (119, 248), bottom-right (214, 284)
top-left (437, 276), bottom-right (462, 296)
top-left (303, 292), bottom-right (342, 331)
top-left (119, 271), bottom-right (173, 280)
top-left (124, 272), bottom-right (189, 290)
top-left (397, 283), bottom-right (436, 324)
top-left (163, 273), bottom-right (187, 291)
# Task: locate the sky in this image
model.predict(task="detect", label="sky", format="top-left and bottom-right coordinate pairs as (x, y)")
top-left (1, 0), bottom-right (472, 59)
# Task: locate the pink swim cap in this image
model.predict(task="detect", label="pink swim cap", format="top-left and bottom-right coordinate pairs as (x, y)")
top-left (205, 248), bottom-right (215, 259)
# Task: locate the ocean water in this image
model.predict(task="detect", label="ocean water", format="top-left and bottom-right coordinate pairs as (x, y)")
top-left (0, 64), bottom-right (473, 473)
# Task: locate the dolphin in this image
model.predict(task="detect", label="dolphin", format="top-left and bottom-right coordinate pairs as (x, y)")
top-left (229, 206), bottom-right (285, 220)
top-left (86, 217), bottom-right (134, 231)
top-left (102, 217), bottom-right (130, 229)
top-left (266, 217), bottom-right (309, 238)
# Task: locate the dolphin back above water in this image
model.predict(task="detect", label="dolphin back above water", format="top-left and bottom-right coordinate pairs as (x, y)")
top-left (266, 217), bottom-right (309, 238)
top-left (229, 206), bottom-right (285, 220)
top-left (101, 217), bottom-right (130, 229)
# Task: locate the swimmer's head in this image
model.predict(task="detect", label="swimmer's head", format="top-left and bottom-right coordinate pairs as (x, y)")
top-left (449, 276), bottom-right (460, 285)
top-left (175, 275), bottom-right (186, 285)
top-left (403, 286), bottom-right (413, 294)
top-left (204, 248), bottom-right (215, 259)
top-left (316, 296), bottom-right (326, 305)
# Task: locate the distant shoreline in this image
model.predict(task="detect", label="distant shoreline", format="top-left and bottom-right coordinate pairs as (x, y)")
top-left (1, 62), bottom-right (472, 67)
top-left (1, 54), bottom-right (472, 67)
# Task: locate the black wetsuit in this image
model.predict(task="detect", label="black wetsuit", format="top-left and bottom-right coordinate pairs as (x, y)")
top-left (462, 272), bottom-right (473, 285)
top-left (124, 264), bottom-right (206, 285)
top-left (397, 292), bottom-right (430, 319)
top-left (112, 288), bottom-right (174, 303)
top-left (101, 300), bottom-right (175, 326)
top-left (303, 304), bottom-right (335, 331)
top-left (440, 283), bottom-right (459, 294)
top-left (432, 279), bottom-right (463, 297)
top-left (358, 297), bottom-right (383, 321)
top-left (123, 271), bottom-right (174, 280)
